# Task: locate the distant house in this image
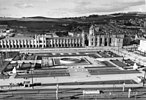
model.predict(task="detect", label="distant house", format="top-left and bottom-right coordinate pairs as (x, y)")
top-left (138, 39), bottom-right (146, 52)
top-left (0, 25), bottom-right (8, 33)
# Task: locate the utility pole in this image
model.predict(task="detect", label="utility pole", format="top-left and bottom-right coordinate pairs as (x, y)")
top-left (122, 82), bottom-right (125, 92)
top-left (30, 68), bottom-right (34, 89)
top-left (56, 84), bottom-right (59, 100)
top-left (128, 88), bottom-right (131, 98)
top-left (135, 91), bottom-right (138, 100)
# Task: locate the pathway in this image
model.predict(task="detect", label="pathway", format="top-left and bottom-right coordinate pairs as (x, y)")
top-left (67, 67), bottom-right (90, 77)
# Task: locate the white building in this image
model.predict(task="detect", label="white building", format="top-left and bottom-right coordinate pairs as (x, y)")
top-left (0, 33), bottom-right (85, 48)
top-left (138, 39), bottom-right (146, 52)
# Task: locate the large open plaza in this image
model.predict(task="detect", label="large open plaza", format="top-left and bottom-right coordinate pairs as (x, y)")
top-left (0, 47), bottom-right (146, 99)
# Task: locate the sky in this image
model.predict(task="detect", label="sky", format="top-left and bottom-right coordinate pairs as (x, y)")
top-left (0, 0), bottom-right (145, 18)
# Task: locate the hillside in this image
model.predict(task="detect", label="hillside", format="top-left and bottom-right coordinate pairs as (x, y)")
top-left (0, 12), bottom-right (145, 34)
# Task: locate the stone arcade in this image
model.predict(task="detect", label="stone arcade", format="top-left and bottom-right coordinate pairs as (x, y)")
top-left (0, 25), bottom-right (124, 48)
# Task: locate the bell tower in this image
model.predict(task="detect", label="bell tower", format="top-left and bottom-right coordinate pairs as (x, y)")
top-left (88, 25), bottom-right (96, 46)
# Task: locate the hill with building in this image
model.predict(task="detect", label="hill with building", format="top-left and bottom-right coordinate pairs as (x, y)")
top-left (0, 12), bottom-right (145, 36)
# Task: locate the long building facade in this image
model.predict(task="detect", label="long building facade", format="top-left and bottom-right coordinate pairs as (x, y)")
top-left (46, 37), bottom-right (84, 48)
top-left (0, 34), bottom-right (85, 48)
top-left (0, 25), bottom-right (125, 49)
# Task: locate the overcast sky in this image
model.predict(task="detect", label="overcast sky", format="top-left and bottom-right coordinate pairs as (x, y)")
top-left (0, 0), bottom-right (145, 18)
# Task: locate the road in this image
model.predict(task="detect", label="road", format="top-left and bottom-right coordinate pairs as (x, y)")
top-left (1, 86), bottom-right (146, 100)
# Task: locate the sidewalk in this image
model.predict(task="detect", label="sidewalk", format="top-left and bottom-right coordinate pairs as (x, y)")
top-left (0, 83), bottom-right (143, 91)
top-left (0, 72), bottom-right (142, 86)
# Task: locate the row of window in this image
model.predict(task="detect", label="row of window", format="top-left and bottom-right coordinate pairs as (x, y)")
top-left (0, 40), bottom-right (46, 44)
top-left (0, 43), bottom-right (83, 48)
top-left (0, 44), bottom-right (46, 48)
top-left (0, 38), bottom-right (83, 45)
top-left (91, 37), bottom-right (112, 42)
top-left (46, 38), bottom-right (82, 43)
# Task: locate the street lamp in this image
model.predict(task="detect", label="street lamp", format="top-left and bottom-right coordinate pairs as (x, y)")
top-left (30, 68), bottom-right (34, 89)
top-left (56, 77), bottom-right (59, 100)
top-left (56, 83), bottom-right (59, 100)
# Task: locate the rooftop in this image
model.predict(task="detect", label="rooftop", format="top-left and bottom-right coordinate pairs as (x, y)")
top-left (2, 36), bottom-right (34, 40)
top-left (90, 24), bottom-right (140, 35)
